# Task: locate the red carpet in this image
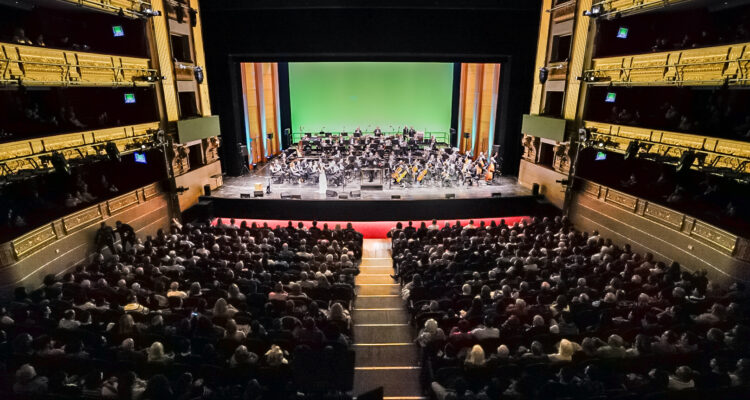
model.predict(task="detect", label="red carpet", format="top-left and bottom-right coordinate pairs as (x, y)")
top-left (212, 217), bottom-right (529, 239)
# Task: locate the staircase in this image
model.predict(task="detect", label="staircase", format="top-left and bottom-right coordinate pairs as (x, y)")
top-left (352, 239), bottom-right (423, 400)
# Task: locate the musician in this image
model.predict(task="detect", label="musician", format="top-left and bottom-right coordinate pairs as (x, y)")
top-left (354, 127), bottom-right (362, 134)
top-left (374, 126), bottom-right (382, 135)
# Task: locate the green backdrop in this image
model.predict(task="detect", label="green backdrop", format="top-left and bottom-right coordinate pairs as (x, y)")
top-left (288, 62), bottom-right (454, 134)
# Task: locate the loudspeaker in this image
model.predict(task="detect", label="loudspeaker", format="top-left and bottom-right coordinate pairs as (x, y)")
top-left (266, 132), bottom-right (274, 140)
top-left (449, 128), bottom-right (457, 147)
top-left (240, 193), bottom-right (251, 199)
top-left (350, 190), bottom-right (361, 198)
top-left (391, 195), bottom-right (401, 199)
top-left (492, 192), bottom-right (502, 198)
top-left (445, 193), bottom-right (455, 199)
top-left (463, 132), bottom-right (471, 139)
top-left (253, 191), bottom-right (264, 197)
top-left (291, 194), bottom-right (302, 199)
top-left (532, 183), bottom-right (540, 196)
top-left (282, 128), bottom-right (291, 148)
top-left (339, 194), bottom-right (348, 199)
top-left (492, 145), bottom-right (501, 157)
top-left (326, 190), bottom-right (338, 197)
top-left (281, 192), bottom-right (292, 199)
top-left (203, 184), bottom-right (211, 196)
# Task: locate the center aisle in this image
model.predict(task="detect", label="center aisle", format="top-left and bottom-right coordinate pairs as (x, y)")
top-left (352, 239), bottom-right (424, 399)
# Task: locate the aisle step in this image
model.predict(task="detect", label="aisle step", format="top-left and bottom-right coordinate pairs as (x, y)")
top-left (357, 274), bottom-right (397, 284)
top-left (354, 343), bottom-right (419, 367)
top-left (355, 295), bottom-right (402, 308)
top-left (352, 308), bottom-right (409, 324)
top-left (356, 284), bottom-right (401, 296)
top-left (354, 324), bottom-right (413, 343)
top-left (360, 258), bottom-right (393, 267)
top-left (353, 368), bottom-right (423, 398)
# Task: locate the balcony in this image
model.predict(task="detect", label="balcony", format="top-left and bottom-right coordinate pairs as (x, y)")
top-left (591, 0), bottom-right (693, 18)
top-left (0, 122), bottom-right (160, 177)
top-left (583, 120), bottom-right (750, 175)
top-left (0, 42), bottom-right (156, 87)
top-left (551, 0), bottom-right (576, 23)
top-left (57, 0), bottom-right (152, 19)
top-left (584, 42), bottom-right (750, 86)
top-left (576, 178), bottom-right (750, 263)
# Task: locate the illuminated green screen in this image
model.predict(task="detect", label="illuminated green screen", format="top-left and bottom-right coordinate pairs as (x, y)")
top-left (288, 62), bottom-right (454, 133)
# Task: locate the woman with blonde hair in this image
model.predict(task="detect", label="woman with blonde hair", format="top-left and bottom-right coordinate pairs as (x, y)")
top-left (147, 342), bottom-right (172, 364)
top-left (465, 344), bottom-right (486, 367)
top-left (328, 302), bottom-right (351, 329)
top-left (548, 338), bottom-right (581, 363)
top-left (415, 318), bottom-right (446, 348)
top-left (212, 298), bottom-right (238, 318)
top-left (264, 344), bottom-right (288, 366)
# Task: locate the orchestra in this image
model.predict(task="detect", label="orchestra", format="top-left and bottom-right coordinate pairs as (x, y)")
top-left (267, 130), bottom-right (500, 188)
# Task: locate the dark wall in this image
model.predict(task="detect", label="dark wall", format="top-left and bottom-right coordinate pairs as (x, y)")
top-left (199, 2), bottom-right (542, 176)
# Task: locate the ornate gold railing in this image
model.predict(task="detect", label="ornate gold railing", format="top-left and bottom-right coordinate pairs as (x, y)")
top-left (583, 121), bottom-right (750, 174)
top-left (57, 0), bottom-right (151, 19)
top-left (591, 0), bottom-right (693, 17)
top-left (585, 42), bottom-right (750, 86)
top-left (576, 178), bottom-right (750, 262)
top-left (0, 122), bottom-right (159, 177)
top-left (0, 182), bottom-right (163, 267)
top-left (0, 42), bottom-right (156, 87)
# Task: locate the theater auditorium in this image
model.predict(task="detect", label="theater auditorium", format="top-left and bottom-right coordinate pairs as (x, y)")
top-left (1, 0), bottom-right (750, 399)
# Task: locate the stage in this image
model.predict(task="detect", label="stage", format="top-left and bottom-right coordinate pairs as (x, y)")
top-left (191, 165), bottom-right (558, 222)
top-left (211, 163), bottom-right (530, 201)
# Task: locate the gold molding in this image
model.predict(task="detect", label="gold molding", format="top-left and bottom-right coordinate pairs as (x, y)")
top-left (690, 220), bottom-right (738, 254)
top-left (643, 202), bottom-right (684, 230)
top-left (603, 188), bottom-right (637, 212)
top-left (62, 204), bottom-right (104, 234)
top-left (107, 191), bottom-right (140, 214)
top-left (11, 224), bottom-right (57, 259)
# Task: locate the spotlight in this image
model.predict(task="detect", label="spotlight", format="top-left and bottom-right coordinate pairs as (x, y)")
top-left (105, 142), bottom-right (121, 162)
top-left (583, 4), bottom-right (603, 17)
top-left (538, 67), bottom-right (549, 84)
top-left (50, 152), bottom-right (71, 175)
top-left (578, 128), bottom-right (590, 143)
top-left (676, 151), bottom-right (697, 173)
top-left (140, 8), bottom-right (162, 17)
top-left (624, 141), bottom-right (640, 160)
top-left (194, 66), bottom-right (204, 84)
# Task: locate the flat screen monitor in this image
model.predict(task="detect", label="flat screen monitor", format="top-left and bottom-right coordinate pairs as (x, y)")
top-left (112, 25), bottom-right (124, 37)
top-left (134, 152), bottom-right (147, 164)
top-left (605, 92), bottom-right (616, 103)
top-left (595, 151), bottom-right (607, 161)
top-left (617, 27), bottom-right (629, 39)
top-left (124, 93), bottom-right (136, 104)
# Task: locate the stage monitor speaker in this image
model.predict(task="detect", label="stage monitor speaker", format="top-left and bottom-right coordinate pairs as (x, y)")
top-left (240, 193), bottom-right (251, 199)
top-left (203, 184), bottom-right (211, 196)
top-left (281, 192), bottom-right (292, 199)
top-left (492, 192), bottom-right (502, 198)
top-left (253, 191), bottom-right (264, 197)
top-left (532, 183), bottom-right (540, 196)
top-left (291, 194), bottom-right (302, 199)
top-left (350, 190), bottom-right (361, 198)
top-left (391, 195), bottom-right (401, 199)
top-left (282, 128), bottom-right (291, 148)
top-left (449, 128), bottom-right (457, 147)
top-left (445, 193), bottom-right (455, 199)
top-left (338, 194), bottom-right (348, 199)
top-left (326, 190), bottom-right (338, 197)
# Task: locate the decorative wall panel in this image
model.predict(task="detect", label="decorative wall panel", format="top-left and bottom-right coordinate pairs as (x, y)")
top-left (11, 224), bottom-right (57, 259)
top-left (62, 205), bottom-right (104, 234)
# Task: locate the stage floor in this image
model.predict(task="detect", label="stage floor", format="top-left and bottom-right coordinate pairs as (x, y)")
top-left (212, 164), bottom-right (530, 200)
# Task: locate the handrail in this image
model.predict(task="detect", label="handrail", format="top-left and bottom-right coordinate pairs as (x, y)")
top-left (57, 0), bottom-right (152, 19)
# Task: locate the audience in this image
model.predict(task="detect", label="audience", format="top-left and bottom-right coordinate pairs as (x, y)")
top-left (0, 219), bottom-right (363, 399)
top-left (390, 217), bottom-right (750, 400)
